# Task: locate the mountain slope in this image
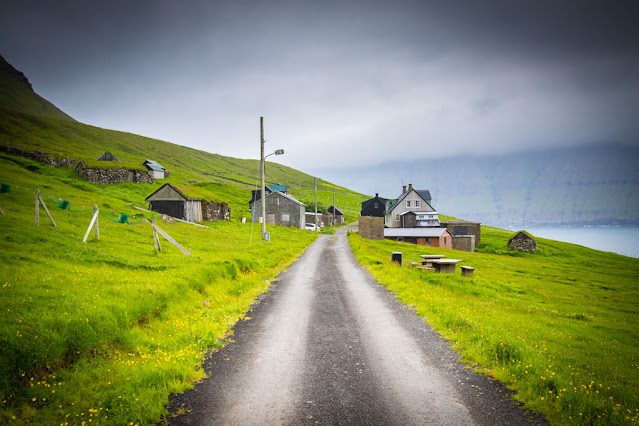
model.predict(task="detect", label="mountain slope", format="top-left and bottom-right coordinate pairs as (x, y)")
top-left (0, 55), bottom-right (74, 122)
top-left (0, 55), bottom-right (366, 220)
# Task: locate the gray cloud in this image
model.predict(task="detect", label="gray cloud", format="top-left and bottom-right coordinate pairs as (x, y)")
top-left (1, 0), bottom-right (638, 171)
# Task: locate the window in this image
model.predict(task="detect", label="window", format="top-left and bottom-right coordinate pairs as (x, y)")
top-left (281, 213), bottom-right (290, 222)
top-left (418, 215), bottom-right (425, 219)
top-left (272, 197), bottom-right (280, 206)
top-left (374, 202), bottom-right (378, 209)
top-left (395, 214), bottom-right (400, 221)
top-left (406, 200), bottom-right (411, 207)
top-left (397, 237), bottom-right (404, 242)
top-left (267, 213), bottom-right (275, 223)
top-left (415, 200), bottom-right (420, 207)
top-left (444, 237), bottom-right (447, 244)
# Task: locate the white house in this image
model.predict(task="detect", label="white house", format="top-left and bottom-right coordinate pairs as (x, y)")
top-left (384, 184), bottom-right (438, 228)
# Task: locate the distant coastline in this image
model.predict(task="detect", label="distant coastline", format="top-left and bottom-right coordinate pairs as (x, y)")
top-left (514, 225), bottom-right (639, 258)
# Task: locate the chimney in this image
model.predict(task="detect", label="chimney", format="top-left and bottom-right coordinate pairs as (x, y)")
top-left (402, 185), bottom-right (406, 193)
top-left (375, 193), bottom-right (378, 197)
top-left (408, 183), bottom-right (413, 191)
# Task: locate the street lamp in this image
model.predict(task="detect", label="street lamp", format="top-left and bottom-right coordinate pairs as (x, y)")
top-left (260, 117), bottom-right (284, 240)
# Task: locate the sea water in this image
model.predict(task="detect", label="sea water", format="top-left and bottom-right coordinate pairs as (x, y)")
top-left (518, 226), bottom-right (639, 258)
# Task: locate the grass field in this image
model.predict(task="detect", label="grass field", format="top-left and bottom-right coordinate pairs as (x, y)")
top-left (348, 229), bottom-right (639, 424)
top-left (0, 155), bottom-right (318, 424)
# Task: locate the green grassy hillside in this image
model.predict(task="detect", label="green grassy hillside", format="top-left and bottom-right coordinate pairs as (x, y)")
top-left (0, 55), bottom-right (367, 223)
top-left (0, 55), bottom-right (365, 424)
top-left (349, 230), bottom-right (639, 424)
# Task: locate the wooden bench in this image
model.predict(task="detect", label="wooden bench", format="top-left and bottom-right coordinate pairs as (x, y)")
top-left (415, 266), bottom-right (435, 271)
top-left (461, 266), bottom-right (475, 277)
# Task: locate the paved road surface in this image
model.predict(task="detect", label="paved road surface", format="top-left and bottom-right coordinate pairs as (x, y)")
top-left (166, 227), bottom-right (545, 425)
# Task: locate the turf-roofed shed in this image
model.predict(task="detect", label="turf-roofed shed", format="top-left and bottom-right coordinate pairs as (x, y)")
top-left (145, 183), bottom-right (230, 223)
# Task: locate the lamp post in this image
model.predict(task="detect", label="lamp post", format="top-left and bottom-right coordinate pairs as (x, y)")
top-left (260, 117), bottom-right (284, 240)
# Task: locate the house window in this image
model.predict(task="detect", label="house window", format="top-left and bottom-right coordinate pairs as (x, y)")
top-left (281, 213), bottom-right (290, 222)
top-left (406, 200), bottom-right (411, 207)
top-left (272, 197), bottom-right (280, 206)
top-left (374, 202), bottom-right (378, 209)
top-left (398, 237), bottom-right (404, 242)
top-left (395, 214), bottom-right (399, 221)
top-left (444, 237), bottom-right (447, 244)
top-left (267, 213), bottom-right (276, 223)
top-left (426, 237), bottom-right (431, 243)
top-left (418, 215), bottom-right (425, 219)
top-left (415, 200), bottom-right (420, 207)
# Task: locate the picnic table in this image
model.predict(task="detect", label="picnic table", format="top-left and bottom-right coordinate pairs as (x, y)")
top-left (419, 254), bottom-right (447, 267)
top-left (429, 258), bottom-right (464, 274)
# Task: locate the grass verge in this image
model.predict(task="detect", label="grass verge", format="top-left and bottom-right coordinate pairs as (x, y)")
top-left (0, 156), bottom-right (317, 424)
top-left (348, 230), bottom-right (638, 424)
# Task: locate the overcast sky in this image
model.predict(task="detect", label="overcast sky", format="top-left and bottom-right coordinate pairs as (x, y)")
top-left (1, 0), bottom-right (638, 173)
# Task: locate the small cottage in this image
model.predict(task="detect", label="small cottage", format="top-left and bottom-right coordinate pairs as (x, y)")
top-left (327, 205), bottom-right (344, 225)
top-left (143, 159), bottom-right (166, 179)
top-left (146, 183), bottom-right (203, 222)
top-left (441, 220), bottom-right (482, 251)
top-left (508, 231), bottom-right (537, 253)
top-left (145, 183), bottom-right (230, 223)
top-left (251, 191), bottom-right (305, 229)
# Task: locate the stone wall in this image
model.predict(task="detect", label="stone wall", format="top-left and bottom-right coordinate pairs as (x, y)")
top-left (202, 200), bottom-right (231, 221)
top-left (359, 216), bottom-right (384, 240)
top-left (75, 161), bottom-right (154, 184)
top-left (0, 146), bottom-right (77, 167)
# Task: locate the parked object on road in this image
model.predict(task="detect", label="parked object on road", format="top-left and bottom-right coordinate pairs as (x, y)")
top-left (305, 223), bottom-right (319, 231)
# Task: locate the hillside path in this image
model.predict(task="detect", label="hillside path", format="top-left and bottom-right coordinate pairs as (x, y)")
top-left (166, 226), bottom-right (545, 425)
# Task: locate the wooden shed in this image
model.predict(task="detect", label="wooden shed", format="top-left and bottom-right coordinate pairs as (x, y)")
top-left (145, 183), bottom-right (203, 223)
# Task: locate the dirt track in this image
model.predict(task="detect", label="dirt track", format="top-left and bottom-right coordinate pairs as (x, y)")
top-left (166, 227), bottom-right (545, 425)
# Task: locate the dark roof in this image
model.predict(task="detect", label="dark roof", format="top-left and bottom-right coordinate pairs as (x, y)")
top-left (327, 205), bottom-right (343, 215)
top-left (249, 188), bottom-right (273, 205)
top-left (415, 189), bottom-right (432, 201)
top-left (361, 194), bottom-right (388, 210)
top-left (249, 191), bottom-right (305, 207)
top-left (385, 188), bottom-right (435, 213)
top-left (145, 183), bottom-right (202, 202)
top-left (96, 151), bottom-right (120, 162)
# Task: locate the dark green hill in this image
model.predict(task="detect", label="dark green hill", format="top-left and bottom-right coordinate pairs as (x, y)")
top-left (0, 55), bottom-right (366, 219)
top-left (0, 55), bottom-right (74, 122)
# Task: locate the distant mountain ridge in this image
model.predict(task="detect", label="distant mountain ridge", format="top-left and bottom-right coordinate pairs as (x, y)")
top-left (318, 145), bottom-right (639, 227)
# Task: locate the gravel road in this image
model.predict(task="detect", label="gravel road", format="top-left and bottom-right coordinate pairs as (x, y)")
top-left (166, 227), bottom-right (546, 425)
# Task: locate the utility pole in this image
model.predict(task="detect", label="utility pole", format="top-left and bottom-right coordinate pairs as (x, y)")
top-left (332, 187), bottom-right (336, 226)
top-left (260, 117), bottom-right (266, 240)
top-left (314, 177), bottom-right (318, 230)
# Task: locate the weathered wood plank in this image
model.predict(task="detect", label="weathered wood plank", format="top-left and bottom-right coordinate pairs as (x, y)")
top-left (37, 191), bottom-right (56, 227)
top-left (151, 223), bottom-right (191, 256)
top-left (83, 209), bottom-right (99, 242)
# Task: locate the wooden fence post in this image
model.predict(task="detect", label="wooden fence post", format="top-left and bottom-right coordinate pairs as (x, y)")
top-left (152, 217), bottom-right (161, 254)
top-left (93, 205), bottom-right (99, 239)
top-left (83, 207), bottom-right (99, 243)
top-left (35, 189), bottom-right (56, 227)
top-left (35, 189), bottom-right (39, 225)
